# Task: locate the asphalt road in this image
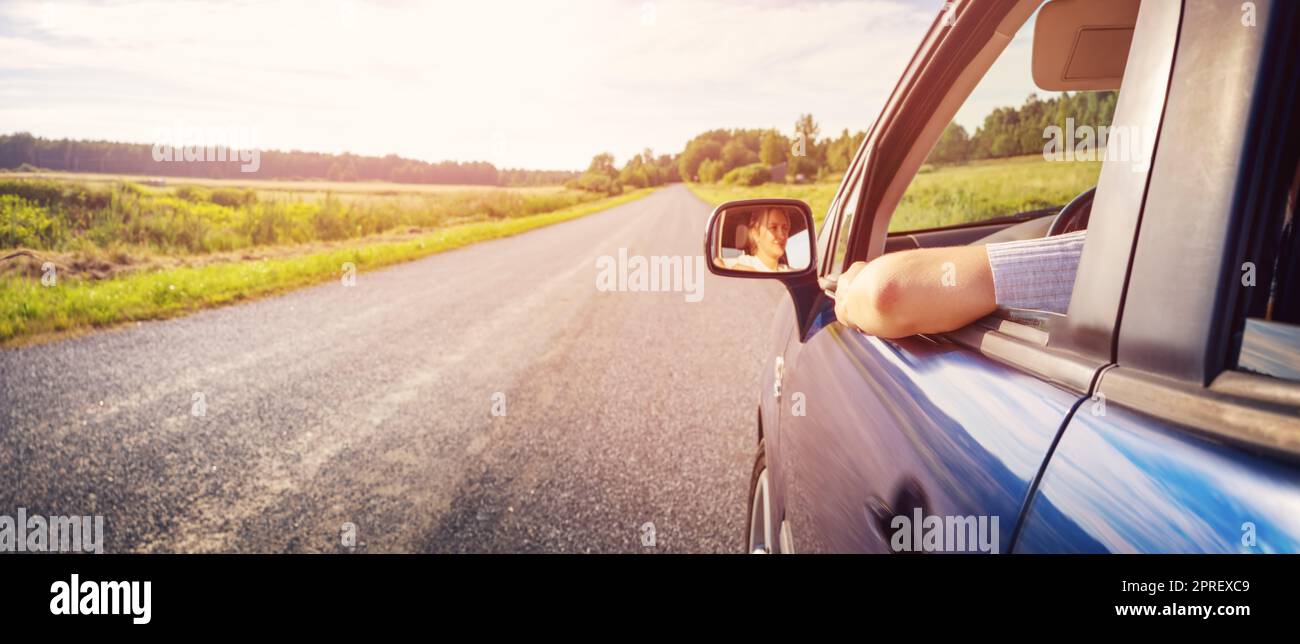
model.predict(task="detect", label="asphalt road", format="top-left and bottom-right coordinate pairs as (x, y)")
top-left (0, 184), bottom-right (783, 553)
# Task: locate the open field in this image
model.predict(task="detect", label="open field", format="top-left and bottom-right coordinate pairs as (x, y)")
top-left (0, 172), bottom-right (653, 345)
top-left (688, 154), bottom-right (1103, 232)
top-left (0, 175), bottom-right (604, 259)
top-left (0, 170), bottom-right (563, 196)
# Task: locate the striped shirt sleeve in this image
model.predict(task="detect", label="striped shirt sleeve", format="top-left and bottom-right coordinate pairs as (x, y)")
top-left (985, 230), bottom-right (1087, 314)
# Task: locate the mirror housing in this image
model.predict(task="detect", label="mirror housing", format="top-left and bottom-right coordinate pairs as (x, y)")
top-left (703, 198), bottom-right (823, 335)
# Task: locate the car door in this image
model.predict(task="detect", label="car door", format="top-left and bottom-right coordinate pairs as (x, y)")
top-left (774, 0), bottom-right (1179, 553)
top-left (1015, 0), bottom-right (1300, 553)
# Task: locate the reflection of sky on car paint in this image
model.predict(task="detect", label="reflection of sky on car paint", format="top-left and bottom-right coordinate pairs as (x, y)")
top-left (872, 336), bottom-right (1064, 481)
top-left (867, 331), bottom-right (1300, 553)
top-left (846, 331), bottom-right (1071, 530)
top-left (1034, 409), bottom-right (1300, 553)
top-left (824, 329), bottom-right (1036, 552)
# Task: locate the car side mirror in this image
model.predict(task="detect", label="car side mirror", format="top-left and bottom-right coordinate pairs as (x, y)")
top-left (704, 199), bottom-right (817, 279)
top-left (704, 198), bottom-right (823, 338)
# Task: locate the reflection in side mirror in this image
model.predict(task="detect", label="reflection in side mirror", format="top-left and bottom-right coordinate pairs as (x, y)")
top-left (706, 199), bottom-right (816, 277)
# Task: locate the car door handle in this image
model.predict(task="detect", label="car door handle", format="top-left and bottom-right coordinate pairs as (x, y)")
top-left (866, 477), bottom-right (930, 551)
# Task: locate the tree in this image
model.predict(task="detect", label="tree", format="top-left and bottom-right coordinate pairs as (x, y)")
top-left (698, 159), bottom-right (725, 183)
top-left (586, 152), bottom-right (618, 178)
top-left (721, 138), bottom-right (758, 172)
top-left (759, 130), bottom-right (787, 166)
top-left (928, 122), bottom-right (970, 164)
top-left (656, 154), bottom-right (681, 183)
top-left (824, 128), bottom-right (865, 173)
top-left (791, 114), bottom-right (822, 165)
top-left (619, 153), bottom-right (649, 188)
top-left (568, 152), bottom-right (624, 195)
top-left (721, 163), bottom-right (771, 186)
top-left (327, 158), bottom-right (358, 182)
top-left (0, 133), bottom-right (522, 185)
top-left (678, 139), bottom-right (721, 181)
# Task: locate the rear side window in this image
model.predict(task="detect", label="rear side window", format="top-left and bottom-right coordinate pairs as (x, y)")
top-left (1236, 161), bottom-right (1300, 382)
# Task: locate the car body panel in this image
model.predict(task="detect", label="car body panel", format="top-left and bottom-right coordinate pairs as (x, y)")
top-left (745, 0), bottom-right (1300, 554)
top-left (1017, 0), bottom-right (1300, 553)
top-left (778, 308), bottom-right (1083, 553)
top-left (1015, 401), bottom-right (1300, 553)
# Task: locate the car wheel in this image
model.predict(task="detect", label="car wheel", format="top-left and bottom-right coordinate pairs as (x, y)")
top-left (746, 441), bottom-right (773, 554)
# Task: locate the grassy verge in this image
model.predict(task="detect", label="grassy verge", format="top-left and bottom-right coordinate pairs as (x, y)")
top-left (686, 154), bottom-right (1102, 232)
top-left (0, 176), bottom-right (605, 255)
top-left (1, 188), bottom-right (654, 346)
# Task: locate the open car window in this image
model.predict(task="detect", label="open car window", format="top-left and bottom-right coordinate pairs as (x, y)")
top-left (888, 5), bottom-right (1124, 236)
top-left (1236, 160), bottom-right (1300, 382)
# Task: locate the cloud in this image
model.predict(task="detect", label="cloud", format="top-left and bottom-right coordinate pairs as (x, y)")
top-left (0, 0), bottom-right (935, 169)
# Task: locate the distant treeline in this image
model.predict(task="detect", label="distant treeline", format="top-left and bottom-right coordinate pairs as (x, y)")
top-left (928, 91), bottom-right (1118, 164)
top-left (498, 168), bottom-right (584, 187)
top-left (0, 133), bottom-right (578, 187)
top-left (675, 114), bottom-right (867, 185)
top-left (564, 151), bottom-right (681, 196)
top-left (2, 90), bottom-right (1117, 193)
top-left (654, 90), bottom-right (1119, 188)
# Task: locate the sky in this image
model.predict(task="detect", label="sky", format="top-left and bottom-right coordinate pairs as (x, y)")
top-left (0, 0), bottom-right (1041, 171)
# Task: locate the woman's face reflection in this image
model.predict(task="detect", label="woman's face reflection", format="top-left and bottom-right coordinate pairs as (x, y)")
top-left (750, 208), bottom-right (790, 269)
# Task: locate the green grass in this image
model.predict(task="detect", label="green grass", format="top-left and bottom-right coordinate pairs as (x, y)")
top-left (3, 170), bottom-right (569, 196)
top-left (687, 154), bottom-right (1102, 232)
top-left (889, 156), bottom-right (1102, 231)
top-left (0, 176), bottom-right (606, 255)
top-left (0, 188), bottom-right (654, 345)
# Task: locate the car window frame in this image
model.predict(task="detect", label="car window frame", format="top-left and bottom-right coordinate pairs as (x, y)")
top-left (821, 0), bottom-right (1181, 397)
top-left (1105, 0), bottom-right (1300, 457)
top-left (818, 140), bottom-right (868, 283)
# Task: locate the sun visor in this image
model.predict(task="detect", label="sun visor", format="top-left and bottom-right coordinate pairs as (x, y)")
top-left (1033, 0), bottom-right (1140, 91)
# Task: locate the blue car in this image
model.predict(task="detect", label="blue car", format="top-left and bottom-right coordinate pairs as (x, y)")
top-left (706, 0), bottom-right (1300, 553)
